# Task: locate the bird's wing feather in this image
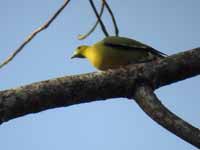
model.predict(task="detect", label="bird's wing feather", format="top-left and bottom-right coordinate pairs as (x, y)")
top-left (103, 36), bottom-right (167, 57)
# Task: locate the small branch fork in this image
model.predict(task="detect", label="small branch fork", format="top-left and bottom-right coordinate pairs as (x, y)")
top-left (88, 0), bottom-right (109, 37)
top-left (80, 0), bottom-right (119, 40)
top-left (134, 85), bottom-right (200, 148)
top-left (78, 0), bottom-right (106, 40)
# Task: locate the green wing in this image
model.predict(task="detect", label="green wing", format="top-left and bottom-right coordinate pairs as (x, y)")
top-left (103, 36), bottom-right (167, 57)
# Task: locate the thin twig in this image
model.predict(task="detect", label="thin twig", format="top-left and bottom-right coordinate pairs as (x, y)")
top-left (88, 0), bottom-right (109, 37)
top-left (78, 1), bottom-right (105, 40)
top-left (103, 0), bottom-right (119, 36)
top-left (0, 0), bottom-right (71, 69)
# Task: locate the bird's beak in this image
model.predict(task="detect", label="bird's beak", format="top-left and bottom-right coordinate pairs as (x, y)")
top-left (70, 54), bottom-right (76, 59)
top-left (70, 52), bottom-right (85, 59)
top-left (70, 51), bottom-right (78, 59)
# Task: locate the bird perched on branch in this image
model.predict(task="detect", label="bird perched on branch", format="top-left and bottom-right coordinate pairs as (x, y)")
top-left (71, 36), bottom-right (167, 70)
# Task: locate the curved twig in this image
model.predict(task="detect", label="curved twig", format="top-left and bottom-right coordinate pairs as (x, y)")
top-left (88, 0), bottom-right (109, 37)
top-left (133, 84), bottom-right (200, 148)
top-left (78, 0), bottom-right (105, 40)
top-left (103, 0), bottom-right (119, 36)
top-left (0, 0), bottom-right (71, 70)
top-left (78, 0), bottom-right (119, 40)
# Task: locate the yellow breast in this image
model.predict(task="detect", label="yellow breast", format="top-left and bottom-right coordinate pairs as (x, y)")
top-left (84, 45), bottom-right (104, 70)
top-left (84, 43), bottom-right (144, 70)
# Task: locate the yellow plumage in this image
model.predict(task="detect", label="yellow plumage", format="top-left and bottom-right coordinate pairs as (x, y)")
top-left (71, 36), bottom-right (166, 70)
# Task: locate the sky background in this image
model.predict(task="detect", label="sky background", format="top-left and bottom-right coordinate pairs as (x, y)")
top-left (0, 0), bottom-right (200, 149)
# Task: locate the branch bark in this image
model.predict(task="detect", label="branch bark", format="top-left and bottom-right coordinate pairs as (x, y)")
top-left (133, 85), bottom-right (200, 148)
top-left (0, 48), bottom-right (200, 147)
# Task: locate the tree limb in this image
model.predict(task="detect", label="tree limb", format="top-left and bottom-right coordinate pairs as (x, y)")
top-left (133, 85), bottom-right (200, 148)
top-left (0, 47), bottom-right (200, 147)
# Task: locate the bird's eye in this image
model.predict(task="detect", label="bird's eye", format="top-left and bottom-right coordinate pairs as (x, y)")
top-left (78, 46), bottom-right (81, 49)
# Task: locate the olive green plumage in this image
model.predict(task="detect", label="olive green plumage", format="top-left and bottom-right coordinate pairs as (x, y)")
top-left (71, 36), bottom-right (167, 70)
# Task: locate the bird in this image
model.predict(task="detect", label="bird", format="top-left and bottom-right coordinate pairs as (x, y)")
top-left (71, 36), bottom-right (167, 70)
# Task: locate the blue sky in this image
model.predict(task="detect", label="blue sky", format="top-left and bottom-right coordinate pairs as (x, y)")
top-left (0, 0), bottom-right (200, 149)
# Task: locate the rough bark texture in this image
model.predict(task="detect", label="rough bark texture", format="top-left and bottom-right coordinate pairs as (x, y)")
top-left (133, 85), bottom-right (200, 148)
top-left (0, 48), bottom-right (200, 147)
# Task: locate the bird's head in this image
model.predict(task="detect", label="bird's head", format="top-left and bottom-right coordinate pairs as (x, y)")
top-left (71, 45), bottom-right (89, 59)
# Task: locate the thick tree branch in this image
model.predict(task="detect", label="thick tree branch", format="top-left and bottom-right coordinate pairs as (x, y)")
top-left (0, 48), bottom-right (200, 147)
top-left (133, 85), bottom-right (200, 148)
